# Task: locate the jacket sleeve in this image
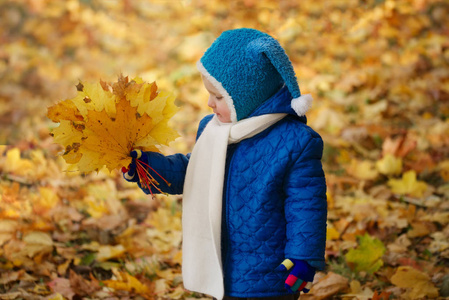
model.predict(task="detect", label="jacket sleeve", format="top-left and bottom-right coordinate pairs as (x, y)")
top-left (137, 152), bottom-right (190, 195)
top-left (283, 131), bottom-right (327, 270)
top-left (136, 114), bottom-right (215, 195)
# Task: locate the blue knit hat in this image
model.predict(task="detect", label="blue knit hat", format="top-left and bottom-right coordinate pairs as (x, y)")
top-left (198, 28), bottom-right (312, 122)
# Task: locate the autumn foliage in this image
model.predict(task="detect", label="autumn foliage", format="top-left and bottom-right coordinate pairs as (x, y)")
top-left (1, 0), bottom-right (449, 299)
top-left (47, 75), bottom-right (178, 173)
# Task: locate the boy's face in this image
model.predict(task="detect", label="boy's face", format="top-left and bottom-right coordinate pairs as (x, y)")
top-left (202, 75), bottom-right (232, 123)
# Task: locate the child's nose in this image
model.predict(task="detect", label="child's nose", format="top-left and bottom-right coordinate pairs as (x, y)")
top-left (207, 96), bottom-right (215, 108)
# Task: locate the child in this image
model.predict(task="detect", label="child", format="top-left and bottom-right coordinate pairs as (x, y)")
top-left (123, 28), bottom-right (327, 300)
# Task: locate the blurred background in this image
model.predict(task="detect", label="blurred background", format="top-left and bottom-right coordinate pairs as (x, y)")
top-left (0, 0), bottom-right (448, 299)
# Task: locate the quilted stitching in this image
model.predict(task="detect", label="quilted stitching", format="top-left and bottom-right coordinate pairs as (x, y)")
top-left (221, 116), bottom-right (327, 297)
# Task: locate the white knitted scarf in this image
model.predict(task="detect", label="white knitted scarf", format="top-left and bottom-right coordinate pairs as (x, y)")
top-left (182, 113), bottom-right (287, 300)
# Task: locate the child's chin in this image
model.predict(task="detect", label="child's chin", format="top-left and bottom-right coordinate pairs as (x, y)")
top-left (217, 115), bottom-right (231, 123)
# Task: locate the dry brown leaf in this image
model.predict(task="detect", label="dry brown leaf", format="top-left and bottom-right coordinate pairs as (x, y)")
top-left (302, 272), bottom-right (349, 300)
top-left (69, 270), bottom-right (101, 297)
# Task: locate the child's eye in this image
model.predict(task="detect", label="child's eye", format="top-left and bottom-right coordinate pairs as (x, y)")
top-left (216, 96), bottom-right (223, 100)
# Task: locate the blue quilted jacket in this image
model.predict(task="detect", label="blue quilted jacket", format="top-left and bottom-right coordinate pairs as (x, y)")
top-left (138, 86), bottom-right (327, 298)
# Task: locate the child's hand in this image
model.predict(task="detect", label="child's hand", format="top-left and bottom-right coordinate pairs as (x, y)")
top-left (122, 150), bottom-right (142, 182)
top-left (277, 259), bottom-right (315, 294)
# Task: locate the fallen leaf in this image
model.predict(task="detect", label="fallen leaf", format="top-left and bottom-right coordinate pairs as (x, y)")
top-left (347, 159), bottom-right (379, 180)
top-left (302, 272), bottom-right (349, 300)
top-left (46, 293), bottom-right (66, 300)
top-left (3, 148), bottom-right (34, 177)
top-left (390, 266), bottom-right (439, 299)
top-left (96, 244), bottom-right (126, 262)
top-left (47, 278), bottom-right (75, 300)
top-left (0, 271), bottom-right (22, 285)
top-left (0, 220), bottom-right (18, 246)
top-left (21, 231), bottom-right (54, 259)
top-left (428, 232), bottom-right (449, 253)
top-left (387, 170), bottom-right (428, 197)
top-left (166, 286), bottom-right (185, 299)
top-left (387, 234), bottom-right (411, 253)
top-left (342, 279), bottom-right (374, 300)
top-left (345, 234), bottom-right (386, 274)
top-left (154, 278), bottom-right (169, 295)
top-left (407, 221), bottom-right (432, 238)
top-left (102, 271), bottom-right (151, 295)
top-left (376, 153), bottom-right (402, 175)
top-left (327, 225), bottom-right (340, 241)
top-left (69, 270), bottom-right (101, 296)
top-left (0, 292), bottom-right (21, 300)
top-left (23, 231), bottom-right (53, 246)
top-left (372, 290), bottom-right (392, 300)
top-left (382, 135), bottom-right (417, 158)
top-left (439, 160), bottom-right (449, 181)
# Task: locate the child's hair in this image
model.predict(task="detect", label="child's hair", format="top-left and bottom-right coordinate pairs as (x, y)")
top-left (197, 28), bottom-right (312, 122)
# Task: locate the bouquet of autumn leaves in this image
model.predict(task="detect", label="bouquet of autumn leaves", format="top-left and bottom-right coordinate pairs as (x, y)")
top-left (47, 75), bottom-right (179, 193)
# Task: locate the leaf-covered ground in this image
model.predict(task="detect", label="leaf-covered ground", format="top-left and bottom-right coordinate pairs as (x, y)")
top-left (1, 0), bottom-right (448, 299)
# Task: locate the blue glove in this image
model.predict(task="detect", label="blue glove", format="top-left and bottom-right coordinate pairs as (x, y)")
top-left (122, 149), bottom-right (142, 183)
top-left (277, 259), bottom-right (315, 293)
top-left (122, 150), bottom-right (173, 195)
top-left (122, 149), bottom-right (189, 195)
top-left (122, 149), bottom-right (155, 194)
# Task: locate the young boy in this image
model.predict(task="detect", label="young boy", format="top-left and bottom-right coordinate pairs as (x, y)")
top-left (124, 28), bottom-right (327, 300)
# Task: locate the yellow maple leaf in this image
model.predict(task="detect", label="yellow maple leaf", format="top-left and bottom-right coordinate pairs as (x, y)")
top-left (37, 187), bottom-right (59, 209)
top-left (4, 148), bottom-right (34, 177)
top-left (347, 159), bottom-right (379, 180)
top-left (387, 170), bottom-right (427, 197)
top-left (326, 225), bottom-right (340, 241)
top-left (102, 272), bottom-right (151, 295)
top-left (390, 266), bottom-right (439, 299)
top-left (376, 154), bottom-right (402, 176)
top-left (83, 196), bottom-right (109, 219)
top-left (96, 244), bottom-right (126, 262)
top-left (47, 98), bottom-right (84, 123)
top-left (48, 75), bottom-right (179, 173)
